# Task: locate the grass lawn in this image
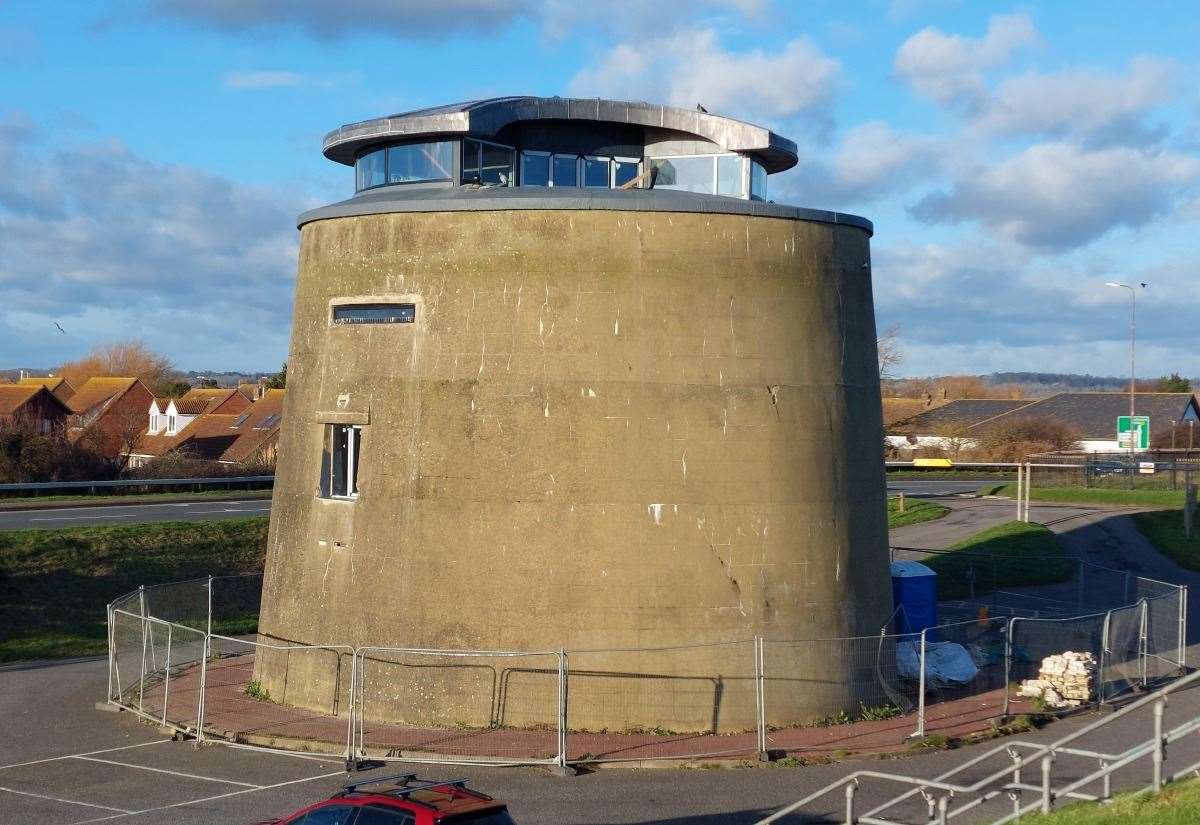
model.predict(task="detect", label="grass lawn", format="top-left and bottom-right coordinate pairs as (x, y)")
top-left (992, 485), bottom-right (1185, 508)
top-left (888, 497), bottom-right (951, 528)
top-left (0, 517), bottom-right (267, 662)
top-left (0, 489), bottom-right (272, 509)
top-left (925, 520), bottom-right (1073, 600)
top-left (1025, 778), bottom-right (1200, 823)
top-left (1132, 509), bottom-right (1200, 571)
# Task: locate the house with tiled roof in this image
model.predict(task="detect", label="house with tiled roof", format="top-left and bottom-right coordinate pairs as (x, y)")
top-left (0, 384), bottom-right (72, 433)
top-left (887, 392), bottom-right (1200, 453)
top-left (127, 388), bottom-right (285, 469)
top-left (144, 387), bottom-right (251, 442)
top-left (17, 375), bottom-right (75, 403)
top-left (64, 377), bottom-right (156, 459)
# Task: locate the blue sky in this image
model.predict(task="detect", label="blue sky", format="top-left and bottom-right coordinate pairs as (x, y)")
top-left (1, 1), bottom-right (1198, 377)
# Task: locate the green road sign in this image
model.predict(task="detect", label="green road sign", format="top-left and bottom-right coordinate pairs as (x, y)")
top-left (1117, 415), bottom-right (1150, 450)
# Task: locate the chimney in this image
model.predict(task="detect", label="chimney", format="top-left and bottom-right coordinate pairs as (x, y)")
top-left (256, 377), bottom-right (267, 400)
top-left (19, 369), bottom-right (26, 381)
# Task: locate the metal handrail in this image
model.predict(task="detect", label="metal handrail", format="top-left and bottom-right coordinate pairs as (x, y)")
top-left (755, 665), bottom-right (1200, 824)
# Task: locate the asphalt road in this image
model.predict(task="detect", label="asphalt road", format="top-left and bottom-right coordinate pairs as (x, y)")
top-left (0, 478), bottom-right (998, 531)
top-left (0, 499), bottom-right (271, 530)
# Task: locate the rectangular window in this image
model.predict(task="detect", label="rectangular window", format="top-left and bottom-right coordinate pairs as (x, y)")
top-left (386, 141), bottom-right (453, 183)
top-left (650, 156), bottom-right (716, 194)
top-left (326, 424), bottom-right (361, 499)
top-left (520, 151), bottom-right (550, 186)
top-left (551, 154), bottom-right (579, 187)
top-left (749, 160), bottom-right (768, 201)
top-left (717, 155), bottom-right (745, 197)
top-left (332, 303), bottom-right (416, 325)
top-left (461, 139), bottom-right (513, 186)
top-left (613, 158), bottom-right (641, 188)
top-left (167, 415), bottom-right (176, 434)
top-left (582, 156), bottom-right (610, 188)
top-left (356, 148), bottom-right (387, 191)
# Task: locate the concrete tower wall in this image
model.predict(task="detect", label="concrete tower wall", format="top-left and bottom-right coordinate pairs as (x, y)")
top-left (257, 208), bottom-right (891, 732)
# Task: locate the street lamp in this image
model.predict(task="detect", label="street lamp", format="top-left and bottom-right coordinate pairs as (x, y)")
top-left (1106, 282), bottom-right (1145, 462)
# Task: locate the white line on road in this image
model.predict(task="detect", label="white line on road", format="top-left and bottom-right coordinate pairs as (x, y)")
top-left (0, 740), bottom-right (169, 772)
top-left (70, 755), bottom-right (261, 788)
top-left (29, 513), bottom-right (137, 522)
top-left (68, 770), bottom-right (346, 824)
top-left (0, 785), bottom-right (134, 813)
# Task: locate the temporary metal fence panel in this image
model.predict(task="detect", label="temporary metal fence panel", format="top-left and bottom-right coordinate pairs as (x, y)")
top-left (1100, 602), bottom-right (1144, 703)
top-left (110, 607), bottom-right (150, 710)
top-left (355, 647), bottom-right (561, 765)
top-left (763, 633), bottom-right (912, 756)
top-left (209, 573), bottom-right (264, 636)
top-left (1143, 588), bottom-right (1184, 683)
top-left (1010, 612), bottom-right (1106, 708)
top-left (141, 577), bottom-right (210, 629)
top-left (920, 618), bottom-right (1009, 727)
top-left (565, 640), bottom-right (758, 763)
top-left (200, 635), bottom-right (354, 760)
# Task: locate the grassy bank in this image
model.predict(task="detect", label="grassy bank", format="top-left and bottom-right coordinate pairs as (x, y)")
top-left (1133, 509), bottom-right (1200, 571)
top-left (993, 485), bottom-right (1185, 508)
top-left (925, 520), bottom-right (1072, 600)
top-left (888, 497), bottom-right (951, 528)
top-left (1025, 777), bottom-right (1200, 823)
top-left (0, 518), bottom-right (267, 662)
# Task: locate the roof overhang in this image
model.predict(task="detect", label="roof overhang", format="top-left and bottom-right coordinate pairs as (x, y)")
top-left (322, 96), bottom-right (799, 174)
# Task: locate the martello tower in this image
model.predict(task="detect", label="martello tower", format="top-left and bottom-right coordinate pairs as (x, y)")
top-left (258, 97), bottom-right (892, 731)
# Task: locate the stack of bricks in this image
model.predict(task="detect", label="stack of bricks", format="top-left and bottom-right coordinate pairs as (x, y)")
top-left (1017, 651), bottom-right (1097, 708)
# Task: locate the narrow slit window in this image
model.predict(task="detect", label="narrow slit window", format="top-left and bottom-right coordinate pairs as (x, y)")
top-left (332, 303), bottom-right (416, 325)
top-left (324, 424), bottom-right (361, 499)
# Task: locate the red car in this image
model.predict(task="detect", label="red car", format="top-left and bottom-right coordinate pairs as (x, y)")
top-left (259, 774), bottom-right (518, 825)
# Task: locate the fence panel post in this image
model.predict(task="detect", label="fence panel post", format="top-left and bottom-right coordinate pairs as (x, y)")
top-left (1003, 618), bottom-right (1014, 719)
top-left (1099, 611), bottom-right (1111, 705)
top-left (206, 575), bottom-right (214, 639)
top-left (915, 629), bottom-right (927, 738)
top-left (556, 648), bottom-right (568, 769)
top-left (346, 649), bottom-right (357, 766)
top-left (1016, 463), bottom-right (1023, 521)
top-left (1178, 586), bottom-right (1188, 671)
top-left (754, 636), bottom-right (767, 759)
top-left (196, 633), bottom-right (209, 743)
top-left (162, 623), bottom-right (172, 727)
top-left (106, 602), bottom-right (115, 703)
top-left (1140, 599), bottom-right (1150, 689)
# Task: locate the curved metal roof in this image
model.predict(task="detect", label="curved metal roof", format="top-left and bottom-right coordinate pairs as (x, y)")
top-left (322, 96), bottom-right (799, 174)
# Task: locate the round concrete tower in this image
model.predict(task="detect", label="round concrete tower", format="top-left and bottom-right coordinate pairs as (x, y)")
top-left (257, 97), bottom-right (892, 734)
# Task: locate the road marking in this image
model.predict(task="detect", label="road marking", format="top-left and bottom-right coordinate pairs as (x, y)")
top-left (187, 506), bottom-right (271, 515)
top-left (29, 513), bottom-right (136, 522)
top-left (68, 770), bottom-right (346, 824)
top-left (0, 785), bottom-right (134, 813)
top-left (71, 756), bottom-right (261, 788)
top-left (0, 740), bottom-right (168, 771)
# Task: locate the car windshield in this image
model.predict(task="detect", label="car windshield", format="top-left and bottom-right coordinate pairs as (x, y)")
top-left (443, 810), bottom-right (517, 825)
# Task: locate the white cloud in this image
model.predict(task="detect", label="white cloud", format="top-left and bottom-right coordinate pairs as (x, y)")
top-left (975, 56), bottom-right (1176, 142)
top-left (569, 29), bottom-right (840, 125)
top-left (0, 117), bottom-right (306, 370)
top-left (910, 142), bottom-right (1199, 250)
top-left (894, 12), bottom-right (1038, 109)
top-left (223, 70), bottom-right (304, 89)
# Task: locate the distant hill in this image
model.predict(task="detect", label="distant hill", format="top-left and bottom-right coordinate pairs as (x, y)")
top-left (983, 373), bottom-right (1132, 393)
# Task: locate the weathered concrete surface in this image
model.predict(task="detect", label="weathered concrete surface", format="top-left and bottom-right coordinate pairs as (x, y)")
top-left (257, 208), bottom-right (891, 731)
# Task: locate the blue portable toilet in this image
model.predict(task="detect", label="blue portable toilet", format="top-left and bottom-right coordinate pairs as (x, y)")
top-left (890, 560), bottom-right (938, 637)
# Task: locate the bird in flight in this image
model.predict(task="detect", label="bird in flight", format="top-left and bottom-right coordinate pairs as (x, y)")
top-left (54, 322), bottom-right (66, 334)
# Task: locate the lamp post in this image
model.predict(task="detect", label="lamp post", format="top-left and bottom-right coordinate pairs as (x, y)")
top-left (1106, 282), bottom-right (1142, 464)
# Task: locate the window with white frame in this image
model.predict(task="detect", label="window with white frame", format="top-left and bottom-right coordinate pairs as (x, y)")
top-left (324, 424), bottom-right (361, 500)
top-left (649, 153), bottom-right (750, 198)
top-left (167, 415), bottom-right (177, 435)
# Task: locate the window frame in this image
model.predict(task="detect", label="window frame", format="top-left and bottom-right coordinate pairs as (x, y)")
top-left (519, 150), bottom-right (551, 186)
top-left (461, 137), bottom-right (515, 187)
top-left (550, 153), bottom-right (581, 187)
top-left (355, 141), bottom-right (455, 193)
top-left (326, 424), bottom-right (362, 501)
top-left (581, 155), bottom-right (612, 188)
top-left (647, 152), bottom-right (751, 198)
top-left (611, 156), bottom-right (642, 188)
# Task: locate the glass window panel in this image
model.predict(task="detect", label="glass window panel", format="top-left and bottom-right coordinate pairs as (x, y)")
top-left (354, 807), bottom-right (415, 824)
top-left (521, 152), bottom-right (550, 186)
top-left (750, 160), bottom-right (768, 201)
top-left (356, 149), bottom-right (387, 191)
top-left (479, 143), bottom-right (512, 186)
top-left (296, 805), bottom-right (358, 825)
top-left (350, 427), bottom-right (360, 496)
top-left (332, 303), bottom-right (416, 325)
top-left (551, 155), bottom-right (579, 187)
top-left (387, 142), bottom-right (453, 183)
top-left (650, 156), bottom-right (715, 194)
top-left (717, 155), bottom-right (744, 197)
top-left (461, 139), bottom-right (481, 184)
top-left (613, 159), bottom-right (640, 188)
top-left (331, 425), bottom-right (349, 497)
top-left (582, 157), bottom-right (610, 188)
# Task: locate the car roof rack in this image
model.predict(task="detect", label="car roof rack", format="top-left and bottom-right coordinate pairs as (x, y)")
top-left (339, 773), bottom-right (478, 805)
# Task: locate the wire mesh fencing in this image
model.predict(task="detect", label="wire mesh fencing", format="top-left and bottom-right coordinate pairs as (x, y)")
top-left (353, 647), bottom-right (562, 765)
top-left (1010, 612), bottom-right (1107, 707)
top-left (564, 641), bottom-right (759, 763)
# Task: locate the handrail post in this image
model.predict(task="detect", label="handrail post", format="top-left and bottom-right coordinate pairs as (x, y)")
top-left (162, 623), bottom-right (172, 727)
top-left (1152, 699), bottom-right (1166, 792)
top-left (1100, 759), bottom-right (1111, 801)
top-left (557, 647), bottom-right (568, 770)
top-left (916, 630), bottom-right (927, 738)
top-left (1009, 747), bottom-right (1022, 819)
top-left (1040, 753), bottom-right (1054, 814)
top-left (935, 795), bottom-right (949, 825)
top-left (844, 781), bottom-right (857, 825)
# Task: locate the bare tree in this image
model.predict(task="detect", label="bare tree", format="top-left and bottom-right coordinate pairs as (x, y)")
top-left (59, 340), bottom-right (178, 393)
top-left (877, 324), bottom-right (903, 380)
